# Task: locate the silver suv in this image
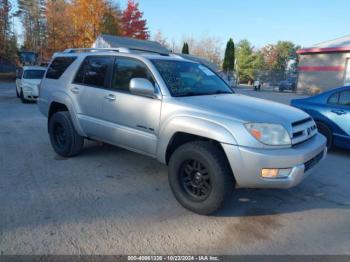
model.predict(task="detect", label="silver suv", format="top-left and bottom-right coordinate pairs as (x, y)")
top-left (38, 42), bottom-right (327, 215)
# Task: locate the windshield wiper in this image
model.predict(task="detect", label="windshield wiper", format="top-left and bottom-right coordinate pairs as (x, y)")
top-left (175, 90), bottom-right (232, 97)
top-left (175, 92), bottom-right (197, 97)
top-left (214, 90), bottom-right (232, 94)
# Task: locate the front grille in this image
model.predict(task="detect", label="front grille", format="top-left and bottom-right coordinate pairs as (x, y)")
top-left (292, 117), bottom-right (312, 127)
top-left (304, 151), bottom-right (324, 172)
top-left (291, 117), bottom-right (317, 145)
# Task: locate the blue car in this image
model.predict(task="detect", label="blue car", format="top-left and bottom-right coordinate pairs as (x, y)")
top-left (291, 86), bottom-right (350, 150)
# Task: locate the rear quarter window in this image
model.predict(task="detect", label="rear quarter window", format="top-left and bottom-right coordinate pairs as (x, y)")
top-left (46, 56), bottom-right (77, 79)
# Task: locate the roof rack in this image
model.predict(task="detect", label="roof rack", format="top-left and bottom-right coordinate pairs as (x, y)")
top-left (62, 47), bottom-right (170, 56)
top-left (63, 47), bottom-right (130, 53)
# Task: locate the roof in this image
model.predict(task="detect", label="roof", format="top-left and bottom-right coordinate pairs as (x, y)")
top-left (297, 35), bottom-right (350, 55)
top-left (92, 34), bottom-right (170, 55)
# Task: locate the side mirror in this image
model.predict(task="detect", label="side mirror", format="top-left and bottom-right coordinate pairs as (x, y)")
top-left (129, 78), bottom-right (156, 98)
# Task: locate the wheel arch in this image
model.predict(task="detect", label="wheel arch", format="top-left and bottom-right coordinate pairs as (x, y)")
top-left (47, 97), bottom-right (86, 137)
top-left (157, 116), bottom-right (237, 164)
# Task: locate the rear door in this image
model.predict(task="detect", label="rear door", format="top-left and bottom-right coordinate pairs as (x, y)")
top-left (71, 55), bottom-right (114, 138)
top-left (100, 57), bottom-right (162, 156)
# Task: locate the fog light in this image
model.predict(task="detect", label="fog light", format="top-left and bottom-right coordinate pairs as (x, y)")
top-left (261, 168), bottom-right (291, 178)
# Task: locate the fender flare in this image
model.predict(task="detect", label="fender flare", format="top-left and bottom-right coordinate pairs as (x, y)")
top-left (48, 91), bottom-right (87, 137)
top-left (157, 116), bottom-right (237, 163)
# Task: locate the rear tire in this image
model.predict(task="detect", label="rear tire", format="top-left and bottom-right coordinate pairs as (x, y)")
top-left (49, 111), bottom-right (84, 157)
top-left (168, 141), bottom-right (234, 215)
top-left (316, 121), bottom-right (333, 149)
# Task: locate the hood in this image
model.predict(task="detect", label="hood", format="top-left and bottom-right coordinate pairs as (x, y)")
top-left (177, 93), bottom-right (310, 125)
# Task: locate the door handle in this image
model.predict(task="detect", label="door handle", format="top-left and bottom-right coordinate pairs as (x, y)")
top-left (331, 109), bottom-right (346, 115)
top-left (70, 87), bottom-right (80, 94)
top-left (104, 94), bottom-right (116, 101)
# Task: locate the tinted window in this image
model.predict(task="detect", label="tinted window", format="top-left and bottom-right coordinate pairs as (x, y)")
top-left (151, 59), bottom-right (232, 97)
top-left (74, 56), bottom-right (113, 88)
top-left (46, 57), bottom-right (77, 79)
top-left (339, 90), bottom-right (350, 106)
top-left (112, 57), bottom-right (155, 92)
top-left (328, 92), bottom-right (339, 104)
top-left (23, 70), bottom-right (45, 79)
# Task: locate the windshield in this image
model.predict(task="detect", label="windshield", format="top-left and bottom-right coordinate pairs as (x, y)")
top-left (23, 70), bottom-right (45, 79)
top-left (151, 59), bottom-right (233, 97)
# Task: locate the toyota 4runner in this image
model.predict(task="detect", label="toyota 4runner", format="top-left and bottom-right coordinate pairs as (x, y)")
top-left (38, 41), bottom-right (327, 215)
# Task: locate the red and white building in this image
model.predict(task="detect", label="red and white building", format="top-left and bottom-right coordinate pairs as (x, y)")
top-left (297, 35), bottom-right (350, 93)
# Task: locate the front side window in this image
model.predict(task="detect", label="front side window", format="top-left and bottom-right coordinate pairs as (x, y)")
top-left (23, 70), bottom-right (45, 79)
top-left (151, 59), bottom-right (232, 97)
top-left (112, 57), bottom-right (155, 92)
top-left (339, 90), bottom-right (350, 106)
top-left (46, 56), bottom-right (77, 79)
top-left (74, 56), bottom-right (114, 88)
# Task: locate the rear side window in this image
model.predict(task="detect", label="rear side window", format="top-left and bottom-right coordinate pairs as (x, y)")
top-left (74, 56), bottom-right (114, 88)
top-left (339, 90), bottom-right (350, 106)
top-left (46, 57), bottom-right (77, 79)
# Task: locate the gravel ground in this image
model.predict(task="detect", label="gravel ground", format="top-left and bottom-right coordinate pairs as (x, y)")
top-left (0, 81), bottom-right (350, 255)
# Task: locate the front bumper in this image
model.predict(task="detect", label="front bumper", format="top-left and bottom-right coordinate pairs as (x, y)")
top-left (222, 133), bottom-right (327, 189)
top-left (23, 87), bottom-right (39, 101)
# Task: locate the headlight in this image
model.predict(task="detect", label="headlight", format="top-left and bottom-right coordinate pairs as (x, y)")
top-left (244, 123), bottom-right (291, 146)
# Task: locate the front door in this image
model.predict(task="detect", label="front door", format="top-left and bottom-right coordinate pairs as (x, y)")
top-left (101, 57), bottom-right (161, 156)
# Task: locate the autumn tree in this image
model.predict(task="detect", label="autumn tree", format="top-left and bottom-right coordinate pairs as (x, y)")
top-left (101, 1), bottom-right (121, 36)
top-left (16, 0), bottom-right (46, 54)
top-left (223, 38), bottom-right (235, 72)
top-left (181, 42), bottom-right (189, 54)
top-left (69, 0), bottom-right (111, 48)
top-left (153, 30), bottom-right (169, 49)
top-left (182, 36), bottom-right (222, 67)
top-left (0, 0), bottom-right (17, 62)
top-left (121, 0), bottom-right (149, 39)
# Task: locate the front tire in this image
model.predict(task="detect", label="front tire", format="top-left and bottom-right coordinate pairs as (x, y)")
top-left (16, 87), bottom-right (19, 98)
top-left (49, 111), bottom-right (84, 157)
top-left (168, 141), bottom-right (234, 215)
top-left (20, 89), bottom-right (29, 103)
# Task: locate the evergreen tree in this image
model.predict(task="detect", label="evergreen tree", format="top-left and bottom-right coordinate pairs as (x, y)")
top-left (223, 38), bottom-right (235, 72)
top-left (182, 42), bottom-right (189, 54)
